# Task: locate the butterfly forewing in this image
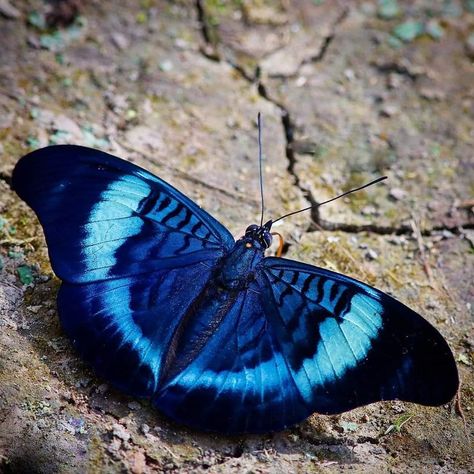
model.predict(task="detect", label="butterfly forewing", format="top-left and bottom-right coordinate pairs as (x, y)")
top-left (12, 145), bottom-right (234, 283)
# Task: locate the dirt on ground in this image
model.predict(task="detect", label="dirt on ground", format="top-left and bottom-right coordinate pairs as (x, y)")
top-left (0, 0), bottom-right (473, 473)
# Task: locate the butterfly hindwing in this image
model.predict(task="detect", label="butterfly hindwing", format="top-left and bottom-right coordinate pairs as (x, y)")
top-left (258, 257), bottom-right (459, 414)
top-left (12, 145), bottom-right (234, 283)
top-left (155, 285), bottom-right (311, 433)
top-left (58, 260), bottom-right (217, 397)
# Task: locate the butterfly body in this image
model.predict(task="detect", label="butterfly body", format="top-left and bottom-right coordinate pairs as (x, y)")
top-left (216, 230), bottom-right (269, 290)
top-left (12, 145), bottom-right (459, 433)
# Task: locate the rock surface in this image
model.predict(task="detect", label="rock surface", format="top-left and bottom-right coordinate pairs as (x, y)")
top-left (0, 1), bottom-right (472, 472)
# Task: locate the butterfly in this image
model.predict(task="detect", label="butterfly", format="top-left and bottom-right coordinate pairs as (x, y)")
top-left (12, 126), bottom-right (458, 434)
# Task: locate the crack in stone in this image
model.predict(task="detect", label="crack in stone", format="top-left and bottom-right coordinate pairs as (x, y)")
top-left (306, 33), bottom-right (334, 66)
top-left (371, 61), bottom-right (421, 81)
top-left (256, 81), bottom-right (321, 221)
top-left (195, 0), bottom-right (212, 46)
top-left (304, 6), bottom-right (348, 66)
top-left (256, 5), bottom-right (349, 80)
top-left (194, 2), bottom-right (474, 239)
top-left (193, 1), bottom-right (361, 234)
top-left (312, 219), bottom-right (474, 236)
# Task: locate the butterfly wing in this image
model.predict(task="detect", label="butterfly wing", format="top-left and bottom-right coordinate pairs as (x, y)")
top-left (257, 257), bottom-right (459, 415)
top-left (12, 145), bottom-right (234, 396)
top-left (152, 254), bottom-right (458, 434)
top-left (12, 145), bottom-right (234, 283)
top-left (155, 284), bottom-right (312, 433)
top-left (57, 262), bottom-right (217, 397)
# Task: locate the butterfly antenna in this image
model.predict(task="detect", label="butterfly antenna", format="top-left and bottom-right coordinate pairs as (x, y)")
top-left (257, 112), bottom-right (265, 227)
top-left (272, 176), bottom-right (387, 224)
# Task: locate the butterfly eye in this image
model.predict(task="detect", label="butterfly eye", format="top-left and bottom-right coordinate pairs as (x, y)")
top-left (263, 231), bottom-right (273, 248)
top-left (245, 224), bottom-right (259, 235)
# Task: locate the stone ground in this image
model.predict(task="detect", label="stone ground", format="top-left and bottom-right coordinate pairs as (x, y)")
top-left (0, 0), bottom-right (473, 472)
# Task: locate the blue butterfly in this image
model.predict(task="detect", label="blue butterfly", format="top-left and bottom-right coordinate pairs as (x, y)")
top-left (12, 129), bottom-right (458, 433)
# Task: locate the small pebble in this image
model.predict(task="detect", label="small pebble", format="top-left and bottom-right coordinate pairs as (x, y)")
top-left (389, 187), bottom-right (406, 201)
top-left (361, 205), bottom-right (377, 216)
top-left (159, 60), bottom-right (173, 72)
top-left (380, 104), bottom-right (398, 117)
top-left (225, 117), bottom-right (237, 129)
top-left (111, 32), bottom-right (129, 50)
top-left (420, 87), bottom-right (446, 101)
top-left (0, 0), bottom-right (20, 19)
top-left (112, 423), bottom-right (131, 442)
top-left (295, 76), bottom-right (307, 87)
top-left (365, 249), bottom-right (378, 260)
top-left (344, 68), bottom-right (355, 81)
top-left (466, 33), bottom-right (474, 59)
top-left (441, 230), bottom-right (454, 239)
top-left (387, 236), bottom-right (400, 245)
top-left (174, 38), bottom-right (188, 49)
top-left (107, 437), bottom-right (122, 455)
top-left (387, 73), bottom-right (403, 89)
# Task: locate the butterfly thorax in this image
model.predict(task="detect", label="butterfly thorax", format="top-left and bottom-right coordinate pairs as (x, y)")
top-left (216, 226), bottom-right (270, 291)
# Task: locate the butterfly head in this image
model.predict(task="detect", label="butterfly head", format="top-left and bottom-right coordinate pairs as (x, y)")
top-left (243, 220), bottom-right (273, 250)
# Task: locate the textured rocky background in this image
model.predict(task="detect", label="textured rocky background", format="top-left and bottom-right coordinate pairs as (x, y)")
top-left (0, 0), bottom-right (473, 472)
